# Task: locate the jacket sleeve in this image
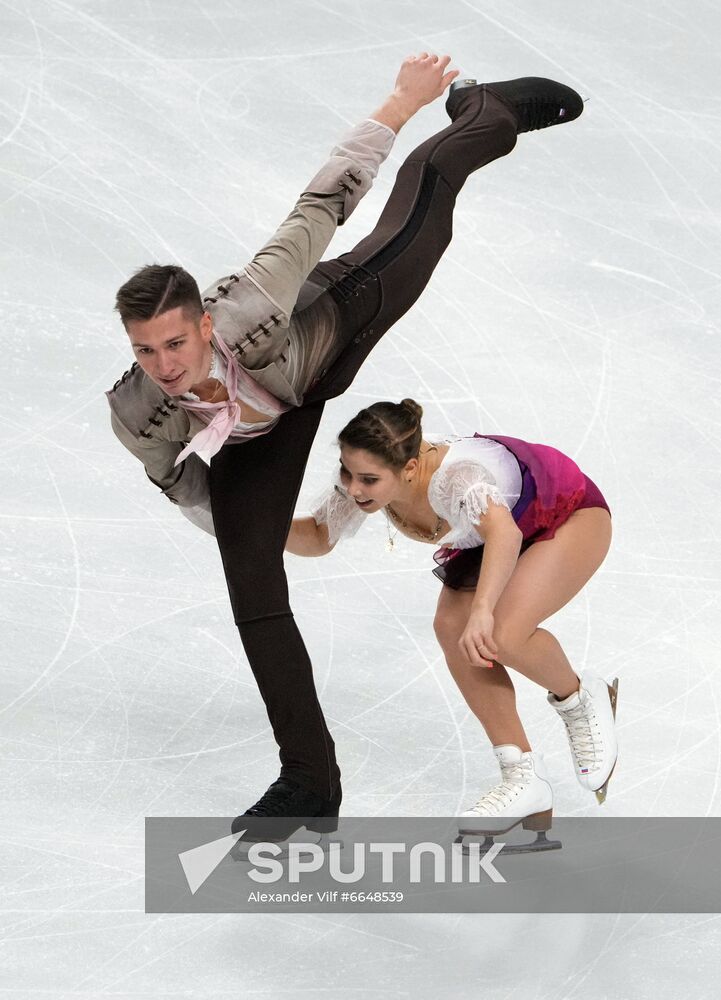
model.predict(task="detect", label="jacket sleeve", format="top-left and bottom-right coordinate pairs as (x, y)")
top-left (242, 118), bottom-right (395, 323)
top-left (201, 119), bottom-right (395, 370)
top-left (177, 500), bottom-right (216, 537)
top-left (109, 409), bottom-right (211, 509)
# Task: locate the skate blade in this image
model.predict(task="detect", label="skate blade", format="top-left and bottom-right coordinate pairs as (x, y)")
top-left (594, 759), bottom-right (617, 805)
top-left (608, 677), bottom-right (619, 718)
top-left (454, 831), bottom-right (562, 856)
top-left (595, 678), bottom-right (620, 805)
top-left (230, 831), bottom-right (343, 863)
top-left (457, 808), bottom-right (553, 839)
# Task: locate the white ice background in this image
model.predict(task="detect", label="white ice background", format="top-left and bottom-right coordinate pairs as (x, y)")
top-left (1, 0), bottom-right (720, 996)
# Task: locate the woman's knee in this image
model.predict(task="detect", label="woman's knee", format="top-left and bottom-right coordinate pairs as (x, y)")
top-left (492, 617), bottom-right (533, 666)
top-left (433, 600), bottom-right (469, 650)
top-left (433, 611), bottom-right (460, 650)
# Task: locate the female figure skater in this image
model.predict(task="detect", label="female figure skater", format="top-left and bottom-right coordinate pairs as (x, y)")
top-left (287, 399), bottom-right (618, 837)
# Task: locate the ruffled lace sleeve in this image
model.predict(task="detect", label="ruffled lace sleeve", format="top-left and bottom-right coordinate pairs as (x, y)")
top-left (429, 458), bottom-right (511, 543)
top-left (310, 476), bottom-right (367, 546)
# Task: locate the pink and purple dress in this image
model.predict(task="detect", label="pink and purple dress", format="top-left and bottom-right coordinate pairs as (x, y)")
top-left (432, 434), bottom-right (610, 590)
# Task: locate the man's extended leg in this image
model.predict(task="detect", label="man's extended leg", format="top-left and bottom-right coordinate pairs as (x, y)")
top-left (302, 79), bottom-right (581, 402)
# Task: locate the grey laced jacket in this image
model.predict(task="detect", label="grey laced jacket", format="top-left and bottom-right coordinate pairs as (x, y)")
top-left (106, 120), bottom-right (394, 510)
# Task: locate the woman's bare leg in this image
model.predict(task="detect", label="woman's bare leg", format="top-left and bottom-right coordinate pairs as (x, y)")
top-left (433, 507), bottom-right (612, 745)
top-left (491, 508), bottom-right (612, 697)
top-left (434, 587), bottom-right (531, 750)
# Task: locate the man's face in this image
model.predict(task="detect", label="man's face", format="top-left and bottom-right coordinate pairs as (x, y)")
top-left (126, 306), bottom-right (213, 396)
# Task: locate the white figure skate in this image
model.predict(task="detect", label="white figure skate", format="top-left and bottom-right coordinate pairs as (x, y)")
top-left (548, 672), bottom-right (619, 804)
top-left (455, 745), bottom-right (561, 855)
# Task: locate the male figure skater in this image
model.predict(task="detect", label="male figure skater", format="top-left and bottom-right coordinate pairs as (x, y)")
top-left (107, 54), bottom-right (584, 836)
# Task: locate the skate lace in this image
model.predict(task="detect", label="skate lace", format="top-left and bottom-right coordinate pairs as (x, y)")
top-left (561, 702), bottom-right (603, 768)
top-left (520, 96), bottom-right (561, 130)
top-left (246, 780), bottom-right (297, 817)
top-left (467, 761), bottom-right (533, 815)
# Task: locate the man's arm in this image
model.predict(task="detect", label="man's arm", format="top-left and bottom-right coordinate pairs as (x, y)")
top-left (109, 406), bottom-right (211, 509)
top-left (246, 54), bottom-right (458, 317)
top-left (240, 118), bottom-right (394, 325)
top-left (210, 54), bottom-right (458, 362)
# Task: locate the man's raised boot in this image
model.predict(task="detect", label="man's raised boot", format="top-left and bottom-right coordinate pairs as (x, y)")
top-left (446, 76), bottom-right (584, 132)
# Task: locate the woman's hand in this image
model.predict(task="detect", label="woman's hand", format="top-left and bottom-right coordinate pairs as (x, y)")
top-left (459, 605), bottom-right (498, 668)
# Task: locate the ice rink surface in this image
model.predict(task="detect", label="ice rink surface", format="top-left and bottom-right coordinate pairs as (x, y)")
top-left (2, 0), bottom-right (720, 995)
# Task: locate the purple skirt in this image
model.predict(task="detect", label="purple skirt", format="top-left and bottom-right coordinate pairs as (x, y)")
top-left (432, 434), bottom-right (611, 591)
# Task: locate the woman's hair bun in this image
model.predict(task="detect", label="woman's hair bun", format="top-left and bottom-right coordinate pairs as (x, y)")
top-left (400, 398), bottom-right (423, 422)
top-left (337, 398), bottom-right (424, 471)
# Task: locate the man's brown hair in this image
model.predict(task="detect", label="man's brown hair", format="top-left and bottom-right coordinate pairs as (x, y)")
top-left (115, 264), bottom-right (203, 327)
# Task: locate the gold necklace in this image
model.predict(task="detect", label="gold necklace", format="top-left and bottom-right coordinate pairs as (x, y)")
top-left (385, 505), bottom-right (444, 546)
top-left (384, 443), bottom-right (442, 551)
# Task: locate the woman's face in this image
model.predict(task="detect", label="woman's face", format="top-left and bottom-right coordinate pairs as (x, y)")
top-left (338, 446), bottom-right (407, 513)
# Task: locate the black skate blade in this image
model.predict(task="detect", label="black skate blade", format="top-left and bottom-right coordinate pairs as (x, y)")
top-left (230, 831), bottom-right (343, 864)
top-left (455, 830), bottom-right (562, 856)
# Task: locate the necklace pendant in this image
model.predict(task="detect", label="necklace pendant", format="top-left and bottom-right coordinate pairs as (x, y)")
top-left (385, 536), bottom-right (395, 553)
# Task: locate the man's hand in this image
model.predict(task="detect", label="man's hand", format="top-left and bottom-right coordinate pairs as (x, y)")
top-left (371, 53), bottom-right (460, 133)
top-left (395, 53), bottom-right (460, 114)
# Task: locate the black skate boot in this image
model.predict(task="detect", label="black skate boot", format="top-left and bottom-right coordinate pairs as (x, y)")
top-left (231, 776), bottom-right (341, 842)
top-left (446, 76), bottom-right (584, 132)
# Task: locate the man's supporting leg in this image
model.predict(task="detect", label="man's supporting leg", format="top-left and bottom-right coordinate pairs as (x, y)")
top-left (304, 87), bottom-right (519, 402)
top-left (209, 401), bottom-right (341, 803)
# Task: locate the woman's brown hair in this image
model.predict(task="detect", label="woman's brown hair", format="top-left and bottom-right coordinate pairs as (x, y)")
top-left (337, 399), bottom-right (424, 470)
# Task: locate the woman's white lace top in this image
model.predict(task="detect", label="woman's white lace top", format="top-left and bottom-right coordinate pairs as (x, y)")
top-left (311, 436), bottom-right (523, 548)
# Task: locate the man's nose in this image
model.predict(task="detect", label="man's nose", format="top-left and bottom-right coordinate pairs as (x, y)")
top-left (156, 351), bottom-right (172, 373)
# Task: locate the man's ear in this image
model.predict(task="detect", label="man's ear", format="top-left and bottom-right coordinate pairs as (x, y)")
top-left (200, 311), bottom-right (213, 341)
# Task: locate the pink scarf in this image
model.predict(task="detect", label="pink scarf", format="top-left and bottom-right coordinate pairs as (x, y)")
top-left (174, 335), bottom-right (290, 466)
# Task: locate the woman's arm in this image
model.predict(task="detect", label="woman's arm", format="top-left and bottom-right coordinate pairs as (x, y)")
top-left (459, 501), bottom-right (523, 668)
top-left (286, 516), bottom-right (335, 557)
top-left (471, 502), bottom-right (523, 611)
